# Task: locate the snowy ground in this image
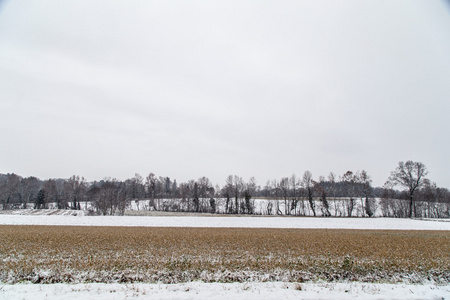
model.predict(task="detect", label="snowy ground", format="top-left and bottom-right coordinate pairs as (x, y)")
top-left (1, 212), bottom-right (449, 299)
top-left (0, 212), bottom-right (449, 230)
top-left (0, 281), bottom-right (448, 300)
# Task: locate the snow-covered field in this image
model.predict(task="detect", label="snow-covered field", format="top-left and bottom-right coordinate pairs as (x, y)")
top-left (1, 281), bottom-right (448, 300)
top-left (0, 212), bottom-right (449, 230)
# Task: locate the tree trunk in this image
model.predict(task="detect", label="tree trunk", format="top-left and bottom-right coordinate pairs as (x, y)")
top-left (365, 196), bottom-right (373, 217)
top-left (225, 196), bottom-right (229, 214)
top-left (308, 188), bottom-right (316, 216)
top-left (409, 196), bottom-right (413, 218)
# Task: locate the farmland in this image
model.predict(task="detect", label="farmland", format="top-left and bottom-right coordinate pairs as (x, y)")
top-left (1, 225), bottom-right (448, 284)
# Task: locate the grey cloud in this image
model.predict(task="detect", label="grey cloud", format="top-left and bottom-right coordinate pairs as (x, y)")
top-left (0, 0), bottom-right (449, 187)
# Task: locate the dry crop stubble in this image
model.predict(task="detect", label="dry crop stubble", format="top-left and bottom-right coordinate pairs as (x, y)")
top-left (0, 225), bottom-right (448, 284)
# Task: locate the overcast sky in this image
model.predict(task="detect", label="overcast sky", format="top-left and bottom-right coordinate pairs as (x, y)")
top-left (1, 1), bottom-right (449, 187)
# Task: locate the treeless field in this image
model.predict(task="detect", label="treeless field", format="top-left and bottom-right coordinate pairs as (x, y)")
top-left (0, 225), bottom-right (448, 284)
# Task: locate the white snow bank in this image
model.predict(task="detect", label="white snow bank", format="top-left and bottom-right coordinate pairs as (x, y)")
top-left (0, 209), bottom-right (85, 216)
top-left (0, 214), bottom-right (449, 230)
top-left (0, 282), bottom-right (448, 300)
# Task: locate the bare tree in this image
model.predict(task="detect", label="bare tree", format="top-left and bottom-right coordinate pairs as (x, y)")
top-left (341, 171), bottom-right (357, 217)
top-left (270, 179), bottom-right (283, 215)
top-left (198, 177), bottom-right (212, 212)
top-left (356, 170), bottom-right (375, 217)
top-left (145, 173), bottom-right (157, 210)
top-left (222, 176), bottom-right (234, 214)
top-left (243, 177), bottom-right (257, 214)
top-left (127, 173), bottom-right (145, 200)
top-left (302, 171), bottom-right (316, 216)
top-left (64, 175), bottom-right (87, 210)
top-left (387, 161), bottom-right (428, 218)
top-left (102, 179), bottom-right (117, 215)
top-left (193, 182), bottom-right (200, 212)
top-left (381, 183), bottom-right (410, 218)
top-left (314, 176), bottom-right (331, 217)
top-left (209, 197), bottom-right (216, 213)
top-left (116, 181), bottom-right (129, 215)
top-left (220, 175), bottom-right (244, 214)
top-left (280, 177), bottom-right (290, 215)
top-left (380, 183), bottom-right (395, 217)
top-left (179, 182), bottom-right (190, 212)
top-left (43, 179), bottom-right (59, 209)
top-left (289, 174), bottom-right (299, 215)
top-left (233, 176), bottom-right (244, 214)
top-left (262, 180), bottom-right (274, 215)
top-left (328, 172), bottom-right (338, 216)
top-left (20, 176), bottom-right (41, 209)
top-left (0, 173), bottom-right (21, 210)
top-left (164, 177), bottom-right (172, 199)
top-left (420, 182), bottom-right (450, 218)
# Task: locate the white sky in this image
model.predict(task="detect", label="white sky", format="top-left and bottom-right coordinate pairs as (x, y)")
top-left (1, 0), bottom-right (449, 187)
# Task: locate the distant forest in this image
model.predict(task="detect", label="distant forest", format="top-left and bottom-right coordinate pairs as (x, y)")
top-left (1, 161), bottom-right (448, 218)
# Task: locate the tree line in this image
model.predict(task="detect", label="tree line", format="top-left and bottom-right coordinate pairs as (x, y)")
top-left (0, 161), bottom-right (448, 218)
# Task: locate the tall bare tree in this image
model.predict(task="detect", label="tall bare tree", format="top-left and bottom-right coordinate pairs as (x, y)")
top-left (127, 173), bottom-right (145, 200)
top-left (198, 177), bottom-right (212, 212)
top-left (356, 170), bottom-right (375, 217)
top-left (222, 175), bottom-right (234, 214)
top-left (341, 171), bottom-right (356, 217)
top-left (233, 176), bottom-right (244, 214)
top-left (280, 177), bottom-right (290, 215)
top-left (314, 176), bottom-right (331, 217)
top-left (64, 175), bottom-right (87, 210)
top-left (19, 176), bottom-right (41, 209)
top-left (289, 174), bottom-right (299, 215)
top-left (328, 172), bottom-right (338, 216)
top-left (302, 171), bottom-right (316, 216)
top-left (388, 161), bottom-right (428, 218)
top-left (43, 179), bottom-right (59, 209)
top-left (179, 182), bottom-right (190, 212)
top-left (243, 177), bottom-right (257, 214)
top-left (145, 173), bottom-right (157, 210)
top-left (193, 182), bottom-right (200, 212)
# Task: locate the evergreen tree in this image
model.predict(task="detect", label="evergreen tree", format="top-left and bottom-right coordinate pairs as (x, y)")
top-left (36, 189), bottom-right (45, 209)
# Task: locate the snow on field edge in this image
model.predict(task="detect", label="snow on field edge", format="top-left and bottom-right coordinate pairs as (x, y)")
top-left (0, 214), bottom-right (449, 230)
top-left (0, 281), bottom-right (448, 300)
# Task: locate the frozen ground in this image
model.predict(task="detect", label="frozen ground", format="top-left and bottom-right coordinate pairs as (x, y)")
top-left (1, 213), bottom-right (448, 299)
top-left (0, 212), bottom-right (449, 230)
top-left (0, 281), bottom-right (448, 300)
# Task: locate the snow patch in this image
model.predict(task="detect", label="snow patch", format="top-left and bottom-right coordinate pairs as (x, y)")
top-left (0, 214), bottom-right (449, 230)
top-left (0, 282), bottom-right (448, 300)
